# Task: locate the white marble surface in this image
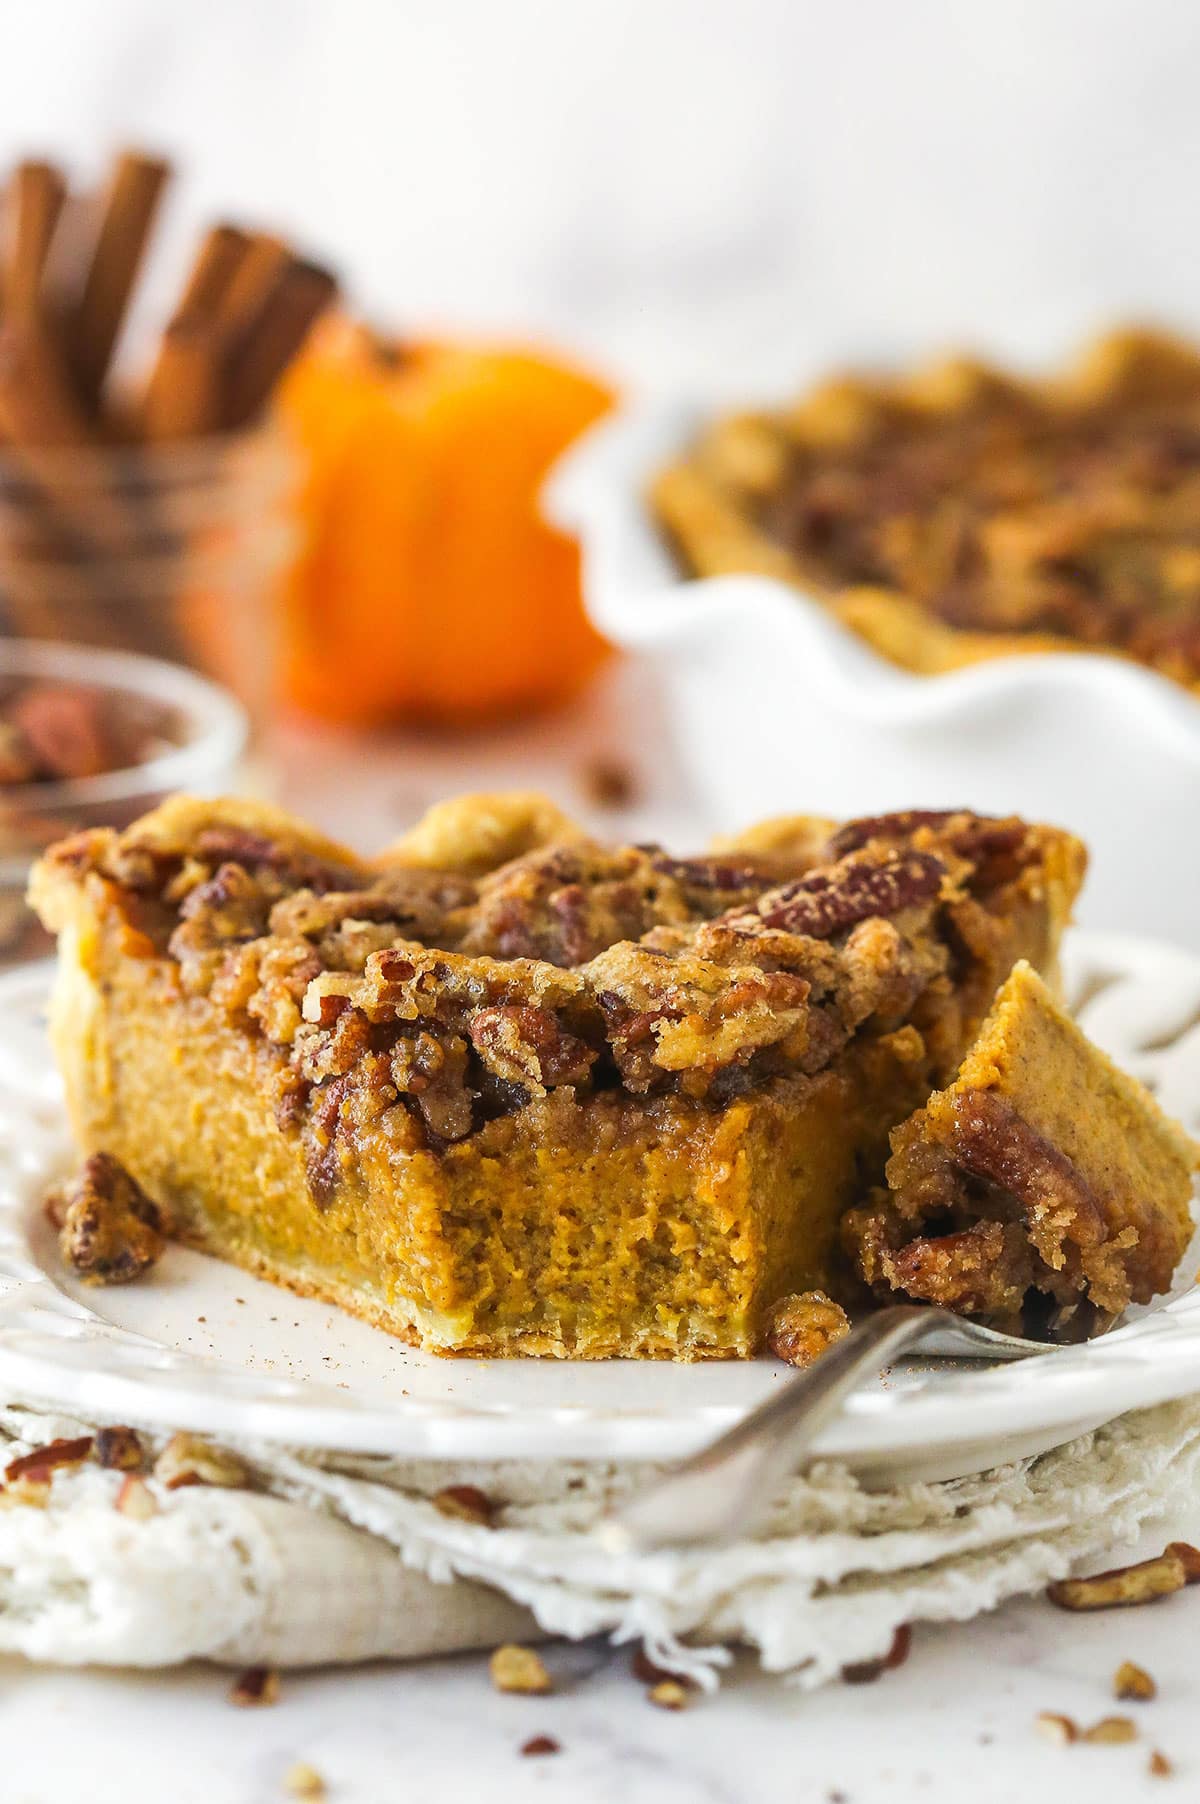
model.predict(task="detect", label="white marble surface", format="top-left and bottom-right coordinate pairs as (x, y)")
top-left (5, 1499), bottom-right (1199, 1803)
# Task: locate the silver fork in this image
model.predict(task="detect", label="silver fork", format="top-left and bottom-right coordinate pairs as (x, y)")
top-left (597, 1305), bottom-right (1058, 1554)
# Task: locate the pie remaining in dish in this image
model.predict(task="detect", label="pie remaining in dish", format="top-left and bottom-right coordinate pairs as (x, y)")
top-left (652, 327), bottom-right (1200, 689)
top-left (31, 793), bottom-right (1113, 1358)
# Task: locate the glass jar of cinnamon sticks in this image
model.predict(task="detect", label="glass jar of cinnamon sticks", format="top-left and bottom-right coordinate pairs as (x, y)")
top-left (0, 428), bottom-right (296, 739)
top-left (0, 149), bottom-right (337, 747)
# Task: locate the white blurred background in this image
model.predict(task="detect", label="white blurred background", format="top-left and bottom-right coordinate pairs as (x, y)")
top-left (1, 0), bottom-right (1198, 397)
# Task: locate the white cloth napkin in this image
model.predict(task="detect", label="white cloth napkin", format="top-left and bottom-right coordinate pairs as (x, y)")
top-left (1, 1395), bottom-right (1197, 1687)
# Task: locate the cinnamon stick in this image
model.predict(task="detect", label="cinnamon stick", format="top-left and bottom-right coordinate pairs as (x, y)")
top-left (0, 146), bottom-right (337, 662)
top-left (134, 223), bottom-right (250, 439)
top-left (222, 256), bottom-right (336, 427)
top-left (211, 231), bottom-right (291, 346)
top-left (0, 314), bottom-right (92, 449)
top-left (0, 315), bottom-right (97, 637)
top-left (5, 161), bottom-right (66, 320)
top-left (173, 221), bottom-right (250, 324)
top-left (68, 150), bottom-right (170, 409)
top-left (139, 317), bottom-right (222, 441)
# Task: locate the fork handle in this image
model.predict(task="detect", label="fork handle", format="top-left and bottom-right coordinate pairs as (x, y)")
top-left (599, 1305), bottom-right (954, 1554)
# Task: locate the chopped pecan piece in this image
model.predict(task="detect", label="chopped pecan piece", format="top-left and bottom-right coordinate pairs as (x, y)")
top-left (154, 1432), bottom-right (248, 1492)
top-left (1035, 1712), bottom-right (1079, 1746)
top-left (1149, 1750), bottom-right (1174, 1777)
top-left (469, 1005), bottom-right (596, 1094)
top-left (764, 1291), bottom-right (851, 1366)
top-left (826, 812), bottom-right (1029, 894)
top-left (826, 811), bottom-right (966, 860)
top-left (0, 1477), bottom-right (50, 1508)
top-left (647, 1680), bottom-right (691, 1711)
top-left (631, 1647), bottom-right (697, 1690)
top-left (229, 1666), bottom-right (280, 1707)
top-left (115, 1474), bottom-right (158, 1520)
top-left (5, 1435), bottom-right (93, 1485)
top-left (490, 1644), bottom-right (553, 1695)
top-left (1114, 1662), bottom-right (1157, 1702)
top-left (520, 1736), bottom-right (561, 1757)
top-left (1048, 1550), bottom-right (1188, 1611)
top-left (283, 1764), bottom-right (327, 1798)
top-left (579, 756), bottom-right (636, 810)
top-left (431, 1484), bottom-right (497, 1526)
top-left (588, 940), bottom-right (817, 1095)
top-left (841, 1624), bottom-right (912, 1684)
top-left (745, 848), bottom-right (947, 939)
top-left (463, 843), bottom-right (695, 965)
top-left (1083, 1716), bottom-right (1138, 1745)
top-left (193, 828), bottom-right (356, 896)
top-left (390, 1032), bottom-right (475, 1142)
top-left (95, 1425), bottom-right (145, 1471)
top-left (1165, 1540), bottom-right (1200, 1582)
top-left (7, 681), bottom-right (115, 781)
top-left (48, 1153), bottom-right (166, 1285)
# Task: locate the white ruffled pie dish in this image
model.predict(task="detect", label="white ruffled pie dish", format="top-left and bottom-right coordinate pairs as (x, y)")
top-left (547, 402), bottom-right (1200, 952)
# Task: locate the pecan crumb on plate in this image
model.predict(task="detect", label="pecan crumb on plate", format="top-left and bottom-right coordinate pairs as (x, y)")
top-left (1083, 1716), bottom-right (1138, 1745)
top-left (490, 1644), bottom-right (553, 1695)
top-left (765, 1289), bottom-right (851, 1366)
top-left (153, 1432), bottom-right (248, 1491)
top-left (114, 1474), bottom-right (158, 1521)
top-left (5, 1435), bottom-right (93, 1485)
top-left (431, 1483), bottom-right (497, 1526)
top-left (1165, 1540), bottom-right (1200, 1582)
top-left (1114, 1660), bottom-right (1157, 1701)
top-left (647, 1679), bottom-right (691, 1711)
top-left (47, 1153), bottom-right (166, 1285)
top-left (520, 1736), bottom-right (561, 1757)
top-left (283, 1762), bottom-right (326, 1797)
top-left (842, 1624), bottom-right (912, 1684)
top-left (95, 1425), bottom-right (145, 1471)
top-left (230, 1666), bottom-right (280, 1707)
top-left (630, 1647), bottom-right (698, 1690)
top-left (0, 1477), bottom-right (50, 1508)
top-left (1048, 1550), bottom-right (1189, 1611)
top-left (1035, 1713), bottom-right (1079, 1746)
top-left (1149, 1749), bottom-right (1174, 1777)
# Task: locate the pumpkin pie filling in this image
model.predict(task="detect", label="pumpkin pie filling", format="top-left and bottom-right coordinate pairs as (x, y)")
top-left (31, 792), bottom-right (1091, 1357)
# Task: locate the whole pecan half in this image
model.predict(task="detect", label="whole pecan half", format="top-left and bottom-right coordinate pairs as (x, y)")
top-left (749, 848), bottom-right (946, 939)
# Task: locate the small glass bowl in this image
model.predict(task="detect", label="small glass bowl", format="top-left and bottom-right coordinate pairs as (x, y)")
top-left (0, 639), bottom-right (248, 966)
top-left (0, 428), bottom-right (296, 745)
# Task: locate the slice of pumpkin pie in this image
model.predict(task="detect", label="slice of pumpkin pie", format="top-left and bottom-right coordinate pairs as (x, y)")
top-left (31, 795), bottom-right (1086, 1358)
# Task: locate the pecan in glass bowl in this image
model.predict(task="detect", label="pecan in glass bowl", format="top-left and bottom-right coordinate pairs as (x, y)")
top-left (0, 639), bottom-right (246, 965)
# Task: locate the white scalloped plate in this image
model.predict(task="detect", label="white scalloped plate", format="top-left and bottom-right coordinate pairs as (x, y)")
top-left (0, 934), bottom-right (1198, 1481)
